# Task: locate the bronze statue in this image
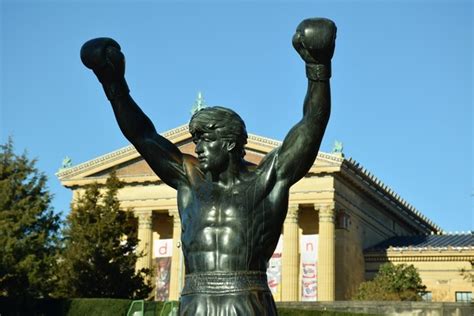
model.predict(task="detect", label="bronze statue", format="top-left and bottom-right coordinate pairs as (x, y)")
top-left (81, 17), bottom-right (336, 316)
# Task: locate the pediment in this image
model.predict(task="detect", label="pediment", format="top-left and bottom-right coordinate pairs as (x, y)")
top-left (57, 124), bottom-right (343, 187)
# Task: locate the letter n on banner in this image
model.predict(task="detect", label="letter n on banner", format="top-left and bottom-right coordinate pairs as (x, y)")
top-left (153, 239), bottom-right (173, 301)
top-left (300, 234), bottom-right (318, 301)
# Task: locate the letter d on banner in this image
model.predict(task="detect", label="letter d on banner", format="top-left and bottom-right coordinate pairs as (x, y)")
top-left (153, 239), bottom-right (173, 258)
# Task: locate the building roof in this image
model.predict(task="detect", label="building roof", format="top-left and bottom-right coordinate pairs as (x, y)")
top-left (366, 233), bottom-right (473, 251)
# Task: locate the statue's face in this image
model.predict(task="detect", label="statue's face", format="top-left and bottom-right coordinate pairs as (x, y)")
top-left (194, 132), bottom-right (231, 173)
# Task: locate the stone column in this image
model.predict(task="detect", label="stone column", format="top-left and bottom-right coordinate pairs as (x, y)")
top-left (281, 204), bottom-right (299, 301)
top-left (136, 210), bottom-right (153, 273)
top-left (168, 209), bottom-right (183, 300)
top-left (318, 204), bottom-right (335, 301)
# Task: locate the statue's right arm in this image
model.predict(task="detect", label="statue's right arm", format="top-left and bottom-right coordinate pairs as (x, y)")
top-left (110, 95), bottom-right (189, 190)
top-left (80, 38), bottom-right (190, 190)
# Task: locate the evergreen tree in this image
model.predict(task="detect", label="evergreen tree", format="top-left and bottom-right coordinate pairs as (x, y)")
top-left (354, 263), bottom-right (426, 301)
top-left (56, 172), bottom-right (152, 299)
top-left (0, 138), bottom-right (61, 298)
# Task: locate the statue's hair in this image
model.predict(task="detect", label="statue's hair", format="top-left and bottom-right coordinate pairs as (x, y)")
top-left (189, 106), bottom-right (248, 158)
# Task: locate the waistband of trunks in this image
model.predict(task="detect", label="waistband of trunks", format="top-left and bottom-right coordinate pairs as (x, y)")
top-left (181, 271), bottom-right (270, 295)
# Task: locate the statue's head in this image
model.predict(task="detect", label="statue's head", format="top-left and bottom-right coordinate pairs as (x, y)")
top-left (189, 107), bottom-right (248, 171)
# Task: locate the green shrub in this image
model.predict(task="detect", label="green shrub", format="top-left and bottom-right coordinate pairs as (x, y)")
top-left (0, 298), bottom-right (374, 316)
top-left (0, 298), bottom-right (132, 316)
top-left (353, 263), bottom-right (426, 301)
top-left (278, 309), bottom-right (373, 316)
top-left (65, 298), bottom-right (132, 316)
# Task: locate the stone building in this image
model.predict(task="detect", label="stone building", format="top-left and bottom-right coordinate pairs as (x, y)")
top-left (57, 124), bottom-right (473, 302)
top-left (365, 234), bottom-right (473, 302)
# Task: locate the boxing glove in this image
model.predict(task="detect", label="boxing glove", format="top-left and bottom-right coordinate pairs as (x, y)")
top-left (292, 18), bottom-right (336, 80)
top-left (80, 38), bottom-right (129, 100)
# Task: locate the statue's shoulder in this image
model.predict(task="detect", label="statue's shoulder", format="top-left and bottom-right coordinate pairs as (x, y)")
top-left (256, 148), bottom-right (279, 172)
top-left (242, 150), bottom-right (279, 187)
top-left (182, 154), bottom-right (204, 184)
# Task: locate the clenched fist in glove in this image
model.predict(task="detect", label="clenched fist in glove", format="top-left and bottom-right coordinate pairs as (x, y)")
top-left (292, 18), bottom-right (336, 81)
top-left (80, 38), bottom-right (129, 100)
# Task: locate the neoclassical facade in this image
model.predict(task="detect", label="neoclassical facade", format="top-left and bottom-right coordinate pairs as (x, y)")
top-left (57, 124), bottom-right (473, 302)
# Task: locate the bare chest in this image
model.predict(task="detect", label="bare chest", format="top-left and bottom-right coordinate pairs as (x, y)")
top-left (190, 184), bottom-right (251, 227)
top-left (176, 178), bottom-right (287, 271)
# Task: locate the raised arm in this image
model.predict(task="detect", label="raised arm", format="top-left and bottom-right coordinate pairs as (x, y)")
top-left (80, 38), bottom-right (188, 189)
top-left (274, 18), bottom-right (336, 187)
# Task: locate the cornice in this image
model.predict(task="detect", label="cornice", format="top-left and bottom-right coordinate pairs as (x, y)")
top-left (56, 124), bottom-right (190, 180)
top-left (365, 247), bottom-right (474, 262)
top-left (162, 124), bottom-right (190, 140)
top-left (366, 255), bottom-right (474, 262)
top-left (57, 124), bottom-right (343, 182)
top-left (247, 133), bottom-right (281, 148)
top-left (56, 145), bottom-right (139, 180)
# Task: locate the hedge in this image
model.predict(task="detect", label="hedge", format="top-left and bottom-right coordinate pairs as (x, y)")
top-left (0, 298), bottom-right (370, 316)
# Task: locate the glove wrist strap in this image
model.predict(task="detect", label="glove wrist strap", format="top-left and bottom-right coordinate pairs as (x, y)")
top-left (103, 79), bottom-right (130, 101)
top-left (306, 64), bottom-right (331, 81)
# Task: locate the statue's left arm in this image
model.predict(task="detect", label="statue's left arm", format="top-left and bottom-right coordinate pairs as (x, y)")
top-left (272, 18), bottom-right (337, 187)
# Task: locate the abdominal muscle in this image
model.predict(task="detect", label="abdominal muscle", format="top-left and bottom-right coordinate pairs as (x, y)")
top-left (183, 213), bottom-right (257, 273)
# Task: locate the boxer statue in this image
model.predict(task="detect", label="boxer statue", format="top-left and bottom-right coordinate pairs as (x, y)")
top-left (81, 18), bottom-right (336, 316)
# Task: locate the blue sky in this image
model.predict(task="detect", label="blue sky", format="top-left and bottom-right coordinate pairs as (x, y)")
top-left (1, 0), bottom-right (472, 232)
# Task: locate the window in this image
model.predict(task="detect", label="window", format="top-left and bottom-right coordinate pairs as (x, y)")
top-left (336, 211), bottom-right (351, 230)
top-left (455, 291), bottom-right (472, 302)
top-left (421, 291), bottom-right (432, 302)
